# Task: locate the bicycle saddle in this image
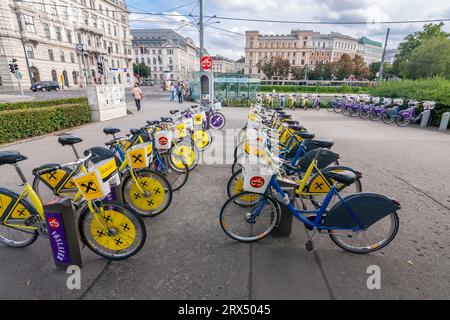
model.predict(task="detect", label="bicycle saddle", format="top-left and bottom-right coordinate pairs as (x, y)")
top-left (296, 131), bottom-right (315, 139)
top-left (282, 119), bottom-right (300, 126)
top-left (130, 128), bottom-right (141, 135)
top-left (277, 111), bottom-right (286, 115)
top-left (58, 135), bottom-right (83, 146)
top-left (147, 120), bottom-right (160, 126)
top-left (169, 110), bottom-right (179, 115)
top-left (103, 127), bottom-right (121, 135)
top-left (278, 114), bottom-right (291, 119)
top-left (0, 151), bottom-right (27, 165)
top-left (311, 138), bottom-right (334, 148)
top-left (160, 117), bottom-right (172, 122)
top-left (323, 171), bottom-right (357, 186)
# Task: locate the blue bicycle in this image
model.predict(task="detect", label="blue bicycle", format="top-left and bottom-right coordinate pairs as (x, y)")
top-left (220, 149), bottom-right (400, 253)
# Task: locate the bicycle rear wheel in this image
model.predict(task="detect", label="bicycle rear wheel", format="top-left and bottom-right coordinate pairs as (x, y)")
top-left (329, 212), bottom-right (399, 253)
top-left (220, 192), bottom-right (280, 243)
top-left (122, 169), bottom-right (173, 217)
top-left (79, 201), bottom-right (146, 260)
top-left (169, 141), bottom-right (199, 172)
top-left (151, 153), bottom-right (189, 191)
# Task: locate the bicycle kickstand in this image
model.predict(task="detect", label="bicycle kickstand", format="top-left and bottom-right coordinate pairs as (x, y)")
top-left (305, 229), bottom-right (317, 252)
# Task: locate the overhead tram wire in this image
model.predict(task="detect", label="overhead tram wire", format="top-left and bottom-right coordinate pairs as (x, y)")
top-left (15, 1), bottom-right (450, 25)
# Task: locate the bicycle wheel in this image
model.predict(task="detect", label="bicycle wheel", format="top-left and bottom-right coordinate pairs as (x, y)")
top-left (329, 212), bottom-right (399, 253)
top-left (210, 112), bottom-right (226, 130)
top-left (382, 113), bottom-right (395, 124)
top-left (151, 153), bottom-right (189, 192)
top-left (396, 116), bottom-right (410, 127)
top-left (192, 130), bottom-right (212, 151)
top-left (122, 169), bottom-right (173, 217)
top-left (0, 188), bottom-right (39, 248)
top-left (78, 201), bottom-right (146, 260)
top-left (232, 154), bottom-right (243, 175)
top-left (327, 104), bottom-right (335, 112)
top-left (220, 192), bottom-right (280, 243)
top-left (370, 111), bottom-right (381, 121)
top-left (334, 105), bottom-right (342, 113)
top-left (169, 141), bottom-right (199, 172)
top-left (359, 109), bottom-right (371, 119)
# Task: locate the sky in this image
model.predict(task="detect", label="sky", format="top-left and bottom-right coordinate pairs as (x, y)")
top-left (125, 0), bottom-right (450, 60)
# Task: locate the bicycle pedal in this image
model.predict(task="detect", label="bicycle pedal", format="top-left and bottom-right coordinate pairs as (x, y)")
top-left (24, 215), bottom-right (39, 226)
top-left (305, 240), bottom-right (314, 252)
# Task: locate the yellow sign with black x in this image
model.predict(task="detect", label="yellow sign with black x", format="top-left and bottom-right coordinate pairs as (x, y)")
top-left (175, 123), bottom-right (187, 139)
top-left (127, 148), bottom-right (148, 169)
top-left (73, 171), bottom-right (106, 201)
top-left (193, 113), bottom-right (203, 126)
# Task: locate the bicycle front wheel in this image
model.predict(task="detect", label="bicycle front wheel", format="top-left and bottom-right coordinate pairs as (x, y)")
top-left (79, 201), bottom-right (146, 260)
top-left (220, 192), bottom-right (280, 243)
top-left (329, 212), bottom-right (399, 254)
top-left (122, 169), bottom-right (173, 217)
top-left (151, 153), bottom-right (189, 192)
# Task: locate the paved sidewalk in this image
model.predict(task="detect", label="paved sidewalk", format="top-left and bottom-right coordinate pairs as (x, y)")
top-left (0, 94), bottom-right (34, 103)
top-left (0, 99), bottom-right (449, 299)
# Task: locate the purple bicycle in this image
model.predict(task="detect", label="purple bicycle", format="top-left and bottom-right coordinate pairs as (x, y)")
top-left (396, 101), bottom-right (435, 127)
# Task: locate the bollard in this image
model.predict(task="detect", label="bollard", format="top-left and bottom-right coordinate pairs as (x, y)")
top-left (439, 112), bottom-right (450, 131)
top-left (420, 110), bottom-right (431, 128)
top-left (44, 198), bottom-right (82, 268)
top-left (272, 180), bottom-right (297, 237)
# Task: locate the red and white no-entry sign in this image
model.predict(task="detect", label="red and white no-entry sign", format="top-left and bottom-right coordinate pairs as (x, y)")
top-left (200, 56), bottom-right (213, 70)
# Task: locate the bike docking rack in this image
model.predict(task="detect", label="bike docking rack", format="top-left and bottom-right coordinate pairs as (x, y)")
top-left (44, 198), bottom-right (82, 269)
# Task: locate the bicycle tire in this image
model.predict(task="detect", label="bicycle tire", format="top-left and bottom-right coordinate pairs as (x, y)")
top-left (78, 200), bottom-right (146, 260)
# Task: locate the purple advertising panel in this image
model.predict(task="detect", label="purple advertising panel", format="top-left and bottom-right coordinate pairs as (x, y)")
top-left (44, 211), bottom-right (71, 265)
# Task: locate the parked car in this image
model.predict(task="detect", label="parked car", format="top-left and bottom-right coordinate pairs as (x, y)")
top-left (140, 79), bottom-right (154, 86)
top-left (30, 81), bottom-right (60, 92)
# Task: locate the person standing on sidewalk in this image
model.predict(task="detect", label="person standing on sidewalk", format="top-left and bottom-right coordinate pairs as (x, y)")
top-left (131, 83), bottom-right (144, 111)
top-left (177, 83), bottom-right (183, 104)
top-left (170, 82), bottom-right (176, 101)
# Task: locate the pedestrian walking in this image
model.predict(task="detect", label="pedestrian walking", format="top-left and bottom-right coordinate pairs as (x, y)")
top-left (170, 82), bottom-right (176, 101)
top-left (177, 83), bottom-right (183, 104)
top-left (131, 83), bottom-right (144, 111)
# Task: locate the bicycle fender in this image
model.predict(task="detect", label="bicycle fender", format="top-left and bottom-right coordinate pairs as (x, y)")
top-left (323, 193), bottom-right (400, 229)
top-left (297, 149), bottom-right (339, 172)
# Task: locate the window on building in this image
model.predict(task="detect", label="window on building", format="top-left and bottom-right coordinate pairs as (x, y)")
top-left (48, 49), bottom-right (54, 61)
top-left (25, 45), bottom-right (34, 59)
top-left (113, 26), bottom-right (117, 37)
top-left (55, 26), bottom-right (62, 41)
top-left (147, 58), bottom-right (150, 64)
top-left (77, 32), bottom-right (82, 43)
top-left (303, 41), bottom-right (307, 47)
top-left (167, 49), bottom-right (173, 55)
top-left (153, 58), bottom-right (156, 64)
top-left (60, 51), bottom-right (65, 62)
top-left (115, 43), bottom-right (119, 53)
top-left (70, 53), bottom-right (75, 63)
top-left (23, 15), bottom-right (35, 33)
top-left (83, 13), bottom-right (89, 25)
top-left (135, 58), bottom-right (139, 64)
top-left (43, 23), bottom-right (50, 39)
top-left (66, 30), bottom-right (72, 43)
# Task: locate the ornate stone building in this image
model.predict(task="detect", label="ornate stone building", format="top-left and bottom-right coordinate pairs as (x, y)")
top-left (0, 0), bottom-right (133, 91)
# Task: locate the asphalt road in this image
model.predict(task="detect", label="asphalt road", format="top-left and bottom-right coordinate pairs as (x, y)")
top-left (0, 99), bottom-right (449, 300)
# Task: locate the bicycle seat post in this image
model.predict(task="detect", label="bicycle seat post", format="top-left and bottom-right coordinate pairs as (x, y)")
top-left (71, 145), bottom-right (81, 160)
top-left (13, 164), bottom-right (27, 185)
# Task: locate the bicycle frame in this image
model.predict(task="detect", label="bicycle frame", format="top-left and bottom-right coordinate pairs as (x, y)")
top-left (251, 176), bottom-right (365, 232)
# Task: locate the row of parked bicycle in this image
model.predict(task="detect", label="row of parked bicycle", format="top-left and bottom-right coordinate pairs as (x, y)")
top-left (327, 96), bottom-right (436, 127)
top-left (218, 103), bottom-right (401, 253)
top-left (256, 93), bottom-right (322, 110)
top-left (0, 103), bottom-right (226, 261)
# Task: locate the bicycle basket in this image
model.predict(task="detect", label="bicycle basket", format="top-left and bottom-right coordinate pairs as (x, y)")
top-left (213, 102), bottom-right (222, 111)
top-left (242, 162), bottom-right (274, 193)
top-left (73, 168), bottom-right (111, 201)
top-left (155, 130), bottom-right (173, 150)
top-left (126, 143), bottom-right (152, 169)
top-left (173, 122), bottom-right (187, 139)
top-left (183, 117), bottom-right (194, 131)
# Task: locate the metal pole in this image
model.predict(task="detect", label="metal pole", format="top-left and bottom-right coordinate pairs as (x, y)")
top-left (80, 51), bottom-right (88, 86)
top-left (199, 0), bottom-right (204, 59)
top-left (15, 13), bottom-right (33, 86)
top-left (378, 28), bottom-right (390, 83)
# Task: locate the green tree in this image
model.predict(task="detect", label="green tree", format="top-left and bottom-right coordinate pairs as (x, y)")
top-left (133, 63), bottom-right (150, 79)
top-left (393, 23), bottom-right (450, 77)
top-left (257, 57), bottom-right (291, 79)
top-left (290, 66), bottom-right (306, 80)
top-left (400, 37), bottom-right (450, 79)
top-left (335, 54), bottom-right (353, 80)
top-left (353, 54), bottom-right (370, 79)
top-left (322, 62), bottom-right (334, 80)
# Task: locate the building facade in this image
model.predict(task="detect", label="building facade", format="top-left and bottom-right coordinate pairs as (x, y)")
top-left (211, 55), bottom-right (235, 74)
top-left (244, 30), bottom-right (313, 79)
top-left (358, 37), bottom-right (383, 65)
top-left (384, 49), bottom-right (399, 65)
top-left (0, 0), bottom-right (133, 91)
top-left (243, 29), bottom-right (383, 78)
top-left (131, 29), bottom-right (200, 82)
top-left (234, 56), bottom-right (245, 73)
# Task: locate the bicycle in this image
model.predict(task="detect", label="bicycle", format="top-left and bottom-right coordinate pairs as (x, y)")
top-left (0, 149), bottom-right (146, 260)
top-left (33, 135), bottom-right (173, 218)
top-left (220, 149), bottom-right (400, 253)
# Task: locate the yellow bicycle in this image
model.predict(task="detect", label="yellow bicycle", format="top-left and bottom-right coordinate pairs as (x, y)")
top-left (0, 150), bottom-right (146, 260)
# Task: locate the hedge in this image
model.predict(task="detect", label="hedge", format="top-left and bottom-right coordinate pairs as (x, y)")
top-left (0, 104), bottom-right (91, 144)
top-left (368, 78), bottom-right (450, 127)
top-left (0, 97), bottom-right (88, 111)
top-left (260, 85), bottom-right (369, 94)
